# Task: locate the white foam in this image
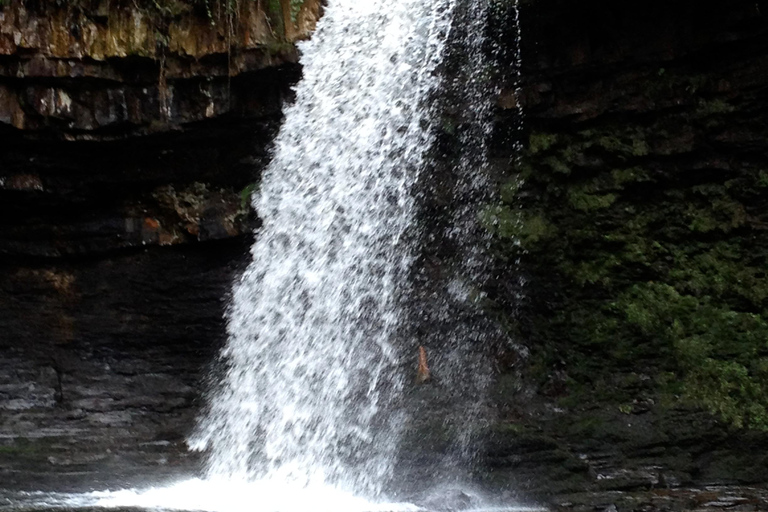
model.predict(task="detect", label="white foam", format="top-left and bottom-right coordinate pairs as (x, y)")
top-left (1, 481), bottom-right (547, 512)
top-left (87, 479), bottom-right (419, 512)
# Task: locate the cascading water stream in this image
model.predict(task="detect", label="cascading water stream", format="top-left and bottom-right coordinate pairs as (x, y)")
top-left (189, 0), bottom-right (456, 496)
top-left (402, 0), bottom-right (527, 489)
top-left (0, 1), bottom-right (538, 511)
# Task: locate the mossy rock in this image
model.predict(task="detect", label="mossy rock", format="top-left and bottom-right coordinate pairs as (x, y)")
top-left (489, 77), bottom-right (768, 432)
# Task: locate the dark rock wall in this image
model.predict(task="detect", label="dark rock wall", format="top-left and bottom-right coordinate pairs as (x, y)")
top-left (484, 0), bottom-right (768, 503)
top-left (0, 0), bottom-right (311, 487)
top-left (0, 118), bottom-right (283, 489)
top-left (0, 243), bottom-right (244, 490)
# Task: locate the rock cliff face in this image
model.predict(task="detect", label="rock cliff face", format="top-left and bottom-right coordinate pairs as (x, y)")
top-left (0, 0), bottom-right (321, 135)
top-left (0, 0), bottom-right (319, 490)
top-left (2, 0), bottom-right (768, 507)
top-left (483, 0), bottom-right (768, 507)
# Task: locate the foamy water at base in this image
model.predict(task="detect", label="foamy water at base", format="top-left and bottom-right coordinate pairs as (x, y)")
top-left (0, 479), bottom-right (545, 512)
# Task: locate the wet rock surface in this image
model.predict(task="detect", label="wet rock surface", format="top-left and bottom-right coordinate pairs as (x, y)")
top-left (479, 0), bottom-right (768, 507)
top-left (0, 0), bottom-right (321, 137)
top-left (553, 487), bottom-right (768, 512)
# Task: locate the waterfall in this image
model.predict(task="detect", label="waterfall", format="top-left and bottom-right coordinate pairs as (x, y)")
top-left (0, 1), bottom-right (539, 511)
top-left (189, 0), bottom-right (456, 496)
top-left (400, 0), bottom-right (508, 490)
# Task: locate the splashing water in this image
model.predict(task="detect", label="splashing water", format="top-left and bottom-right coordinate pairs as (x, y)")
top-left (189, 0), bottom-right (456, 496)
top-left (0, 485), bottom-right (546, 512)
top-left (403, 0), bottom-right (525, 486)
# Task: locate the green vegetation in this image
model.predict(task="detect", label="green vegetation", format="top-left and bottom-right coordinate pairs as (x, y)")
top-left (266, 0), bottom-right (286, 36)
top-left (240, 183), bottom-right (257, 210)
top-left (289, 0), bottom-right (304, 23)
top-left (0, 437), bottom-right (49, 455)
top-left (491, 68), bottom-right (768, 430)
top-left (618, 282), bottom-right (768, 429)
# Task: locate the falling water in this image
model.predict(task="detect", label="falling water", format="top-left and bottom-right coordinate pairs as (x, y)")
top-left (0, 1), bottom-right (538, 511)
top-left (403, 0), bottom-right (524, 488)
top-left (189, 0), bottom-right (456, 496)
top-left (438, 0), bottom-right (500, 460)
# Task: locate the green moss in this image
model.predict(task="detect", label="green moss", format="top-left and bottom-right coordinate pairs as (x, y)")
top-left (560, 144), bottom-right (584, 165)
top-left (150, 0), bottom-right (193, 17)
top-left (499, 179), bottom-right (521, 203)
top-left (483, 206), bottom-right (557, 248)
top-left (289, 0), bottom-right (305, 23)
top-left (266, 0), bottom-right (285, 36)
top-left (758, 171), bottom-right (768, 188)
top-left (644, 71), bottom-right (710, 99)
top-left (687, 208), bottom-right (719, 233)
top-left (566, 416), bottom-right (605, 437)
top-left (567, 188), bottom-right (617, 212)
top-left (492, 421), bottom-right (529, 435)
top-left (594, 131), bottom-right (649, 157)
top-left (543, 155), bottom-right (571, 174)
top-left (686, 197), bottom-right (746, 233)
top-left (618, 282), bottom-right (768, 429)
top-left (0, 438), bottom-right (47, 455)
top-left (239, 183), bottom-right (257, 210)
top-left (561, 256), bottom-right (621, 286)
top-left (669, 243), bottom-right (768, 305)
top-left (694, 98), bottom-right (735, 118)
top-left (529, 132), bottom-right (558, 154)
top-left (262, 40), bottom-right (294, 56)
top-left (611, 167), bottom-right (651, 187)
top-left (489, 83), bottom-right (768, 431)
top-left (481, 204), bottom-right (516, 237)
top-left (267, 0), bottom-right (282, 15)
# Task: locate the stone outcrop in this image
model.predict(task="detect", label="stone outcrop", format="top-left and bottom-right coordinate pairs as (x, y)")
top-left (0, 0), bottom-right (321, 136)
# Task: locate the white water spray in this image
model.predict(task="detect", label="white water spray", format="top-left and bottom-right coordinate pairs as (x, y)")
top-left (189, 0), bottom-right (456, 496)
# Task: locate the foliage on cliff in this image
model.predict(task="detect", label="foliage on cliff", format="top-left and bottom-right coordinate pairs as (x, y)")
top-left (491, 64), bottom-right (768, 430)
